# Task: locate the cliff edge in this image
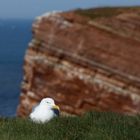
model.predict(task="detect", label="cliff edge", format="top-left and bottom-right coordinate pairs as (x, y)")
top-left (17, 7), bottom-right (140, 117)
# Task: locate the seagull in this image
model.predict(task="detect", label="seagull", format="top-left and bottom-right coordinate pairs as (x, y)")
top-left (29, 98), bottom-right (60, 123)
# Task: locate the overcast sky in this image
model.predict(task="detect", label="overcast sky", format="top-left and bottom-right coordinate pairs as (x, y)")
top-left (0, 0), bottom-right (140, 19)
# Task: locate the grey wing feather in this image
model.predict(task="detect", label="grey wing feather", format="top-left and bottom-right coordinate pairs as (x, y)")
top-left (52, 108), bottom-right (60, 116)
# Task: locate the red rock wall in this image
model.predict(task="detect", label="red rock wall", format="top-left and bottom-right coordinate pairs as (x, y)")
top-left (17, 9), bottom-right (140, 117)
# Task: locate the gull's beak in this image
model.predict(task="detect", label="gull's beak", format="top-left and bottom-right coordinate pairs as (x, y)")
top-left (52, 105), bottom-right (60, 110)
top-left (52, 105), bottom-right (60, 116)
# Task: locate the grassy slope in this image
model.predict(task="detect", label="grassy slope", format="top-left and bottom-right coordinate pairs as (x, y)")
top-left (75, 6), bottom-right (140, 19)
top-left (0, 112), bottom-right (140, 140)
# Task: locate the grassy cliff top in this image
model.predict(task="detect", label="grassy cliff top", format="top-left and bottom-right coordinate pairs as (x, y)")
top-left (75, 6), bottom-right (140, 19)
top-left (0, 112), bottom-right (140, 140)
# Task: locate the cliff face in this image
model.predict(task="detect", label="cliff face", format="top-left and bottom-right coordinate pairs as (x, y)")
top-left (17, 7), bottom-right (140, 117)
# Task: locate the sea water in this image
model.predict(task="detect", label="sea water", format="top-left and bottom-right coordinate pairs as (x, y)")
top-left (0, 19), bottom-right (32, 116)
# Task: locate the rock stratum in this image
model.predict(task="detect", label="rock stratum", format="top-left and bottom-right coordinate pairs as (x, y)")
top-left (17, 7), bottom-right (140, 117)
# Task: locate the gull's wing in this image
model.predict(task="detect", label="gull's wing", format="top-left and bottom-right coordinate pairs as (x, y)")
top-left (52, 108), bottom-right (60, 116)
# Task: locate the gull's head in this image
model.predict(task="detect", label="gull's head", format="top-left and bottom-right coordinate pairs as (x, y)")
top-left (40, 98), bottom-right (55, 107)
top-left (40, 98), bottom-right (60, 115)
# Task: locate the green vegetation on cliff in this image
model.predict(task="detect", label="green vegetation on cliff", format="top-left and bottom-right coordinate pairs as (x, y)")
top-left (0, 112), bottom-right (139, 140)
top-left (75, 6), bottom-right (140, 19)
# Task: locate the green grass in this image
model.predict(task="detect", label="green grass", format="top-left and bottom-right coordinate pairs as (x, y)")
top-left (75, 7), bottom-right (140, 19)
top-left (0, 112), bottom-right (140, 140)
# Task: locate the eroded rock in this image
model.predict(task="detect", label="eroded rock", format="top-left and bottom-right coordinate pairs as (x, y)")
top-left (17, 8), bottom-right (140, 117)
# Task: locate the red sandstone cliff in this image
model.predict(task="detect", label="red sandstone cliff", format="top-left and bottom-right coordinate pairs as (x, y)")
top-left (17, 7), bottom-right (140, 117)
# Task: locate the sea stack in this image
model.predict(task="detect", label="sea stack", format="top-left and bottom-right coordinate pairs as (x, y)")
top-left (17, 7), bottom-right (140, 117)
